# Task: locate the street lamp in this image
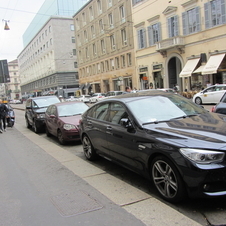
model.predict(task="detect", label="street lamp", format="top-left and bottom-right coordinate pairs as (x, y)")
top-left (2, 19), bottom-right (10, 30)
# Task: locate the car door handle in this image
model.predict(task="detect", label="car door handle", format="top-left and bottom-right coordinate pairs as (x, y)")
top-left (106, 126), bottom-right (112, 134)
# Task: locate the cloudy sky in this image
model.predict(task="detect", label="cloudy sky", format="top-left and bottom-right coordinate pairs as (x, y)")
top-left (0, 0), bottom-right (46, 62)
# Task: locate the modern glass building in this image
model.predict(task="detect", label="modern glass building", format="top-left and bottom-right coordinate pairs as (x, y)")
top-left (23, 0), bottom-right (89, 46)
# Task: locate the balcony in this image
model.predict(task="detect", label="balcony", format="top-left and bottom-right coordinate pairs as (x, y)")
top-left (156, 36), bottom-right (185, 57)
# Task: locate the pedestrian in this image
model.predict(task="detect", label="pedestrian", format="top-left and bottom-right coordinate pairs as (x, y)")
top-left (0, 99), bottom-right (8, 132)
top-left (125, 86), bottom-right (132, 92)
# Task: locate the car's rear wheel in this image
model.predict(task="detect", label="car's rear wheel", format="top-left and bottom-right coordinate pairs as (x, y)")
top-left (57, 130), bottom-right (66, 145)
top-left (195, 97), bottom-right (202, 105)
top-left (82, 135), bottom-right (98, 161)
top-left (151, 155), bottom-right (186, 203)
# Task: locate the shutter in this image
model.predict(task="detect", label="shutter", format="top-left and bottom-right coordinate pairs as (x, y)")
top-left (182, 12), bottom-right (187, 35)
top-left (137, 29), bottom-right (141, 49)
top-left (175, 15), bottom-right (179, 36)
top-left (148, 26), bottom-right (154, 46)
top-left (196, 6), bottom-right (201, 32)
top-left (221, 0), bottom-right (226, 24)
top-left (168, 17), bottom-right (172, 38)
top-left (204, 2), bottom-right (210, 29)
top-left (143, 28), bottom-right (147, 48)
top-left (157, 22), bottom-right (161, 42)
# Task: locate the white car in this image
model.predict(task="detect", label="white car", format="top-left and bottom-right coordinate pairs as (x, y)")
top-left (89, 93), bottom-right (106, 103)
top-left (193, 84), bottom-right (226, 105)
top-left (78, 95), bottom-right (91, 103)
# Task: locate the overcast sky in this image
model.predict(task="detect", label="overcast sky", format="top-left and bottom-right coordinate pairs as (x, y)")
top-left (0, 0), bottom-right (46, 62)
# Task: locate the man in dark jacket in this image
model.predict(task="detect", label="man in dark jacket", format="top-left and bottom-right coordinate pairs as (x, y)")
top-left (0, 99), bottom-right (8, 132)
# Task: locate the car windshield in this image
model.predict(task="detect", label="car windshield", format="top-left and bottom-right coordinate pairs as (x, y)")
top-left (58, 102), bottom-right (89, 117)
top-left (127, 95), bottom-right (207, 124)
top-left (34, 98), bottom-right (60, 107)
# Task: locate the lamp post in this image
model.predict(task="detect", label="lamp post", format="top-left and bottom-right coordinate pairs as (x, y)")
top-left (2, 19), bottom-right (10, 30)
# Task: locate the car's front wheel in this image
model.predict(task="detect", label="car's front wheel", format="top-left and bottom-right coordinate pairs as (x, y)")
top-left (151, 155), bottom-right (186, 203)
top-left (82, 135), bottom-right (98, 161)
top-left (57, 130), bottom-right (66, 145)
top-left (195, 97), bottom-right (202, 105)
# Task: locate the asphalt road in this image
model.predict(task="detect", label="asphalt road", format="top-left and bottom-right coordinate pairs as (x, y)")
top-left (10, 105), bottom-right (226, 226)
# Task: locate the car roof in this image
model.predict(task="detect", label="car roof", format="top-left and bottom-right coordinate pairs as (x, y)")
top-left (100, 90), bottom-right (169, 103)
top-left (51, 100), bottom-right (85, 106)
top-left (28, 96), bottom-right (59, 100)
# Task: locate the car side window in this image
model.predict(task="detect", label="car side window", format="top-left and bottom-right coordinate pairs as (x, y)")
top-left (96, 103), bottom-right (109, 121)
top-left (108, 103), bottom-right (127, 124)
top-left (32, 100), bottom-right (38, 108)
top-left (51, 106), bottom-right (57, 116)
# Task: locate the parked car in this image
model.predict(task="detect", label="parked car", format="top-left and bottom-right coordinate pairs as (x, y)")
top-left (78, 95), bottom-right (91, 103)
top-left (45, 101), bottom-right (89, 144)
top-left (211, 91), bottom-right (226, 115)
top-left (25, 96), bottom-right (60, 133)
top-left (100, 91), bottom-right (124, 101)
top-left (79, 90), bottom-right (226, 203)
top-left (89, 93), bottom-right (106, 103)
top-left (192, 84), bottom-right (226, 105)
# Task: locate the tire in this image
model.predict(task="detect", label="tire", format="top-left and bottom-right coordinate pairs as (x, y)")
top-left (82, 135), bottom-right (98, 161)
top-left (151, 155), bottom-right (186, 203)
top-left (57, 129), bottom-right (66, 145)
top-left (195, 97), bottom-right (202, 105)
top-left (46, 126), bottom-right (51, 137)
top-left (33, 120), bottom-right (41, 133)
top-left (26, 117), bottom-right (31, 128)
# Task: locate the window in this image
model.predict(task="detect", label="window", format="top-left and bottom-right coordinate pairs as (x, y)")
top-left (148, 22), bottom-right (161, 46)
top-left (121, 28), bottom-right (127, 46)
top-left (82, 12), bottom-right (86, 25)
top-left (93, 43), bottom-right (97, 56)
top-left (119, 5), bottom-right (125, 23)
top-left (105, 60), bottom-right (109, 71)
top-left (89, 6), bottom-right (93, 20)
top-left (109, 103), bottom-right (127, 124)
top-left (110, 58), bottom-right (114, 70)
top-left (127, 53), bottom-right (132, 66)
top-left (182, 7), bottom-right (200, 35)
top-left (99, 19), bottom-right (104, 33)
top-left (101, 39), bottom-right (106, 53)
top-left (137, 28), bottom-right (146, 49)
top-left (86, 47), bottom-right (89, 59)
top-left (84, 30), bottom-right (88, 42)
top-left (72, 36), bottom-right (75, 43)
top-left (70, 24), bottom-right (75, 31)
top-left (97, 0), bottom-right (102, 13)
top-left (91, 25), bottom-right (95, 37)
top-left (76, 18), bottom-right (80, 29)
top-left (73, 49), bottom-right (76, 55)
top-left (108, 0), bottom-right (112, 7)
top-left (49, 26), bottom-right (51, 33)
top-left (132, 0), bottom-right (144, 5)
top-left (168, 16), bottom-right (178, 38)
top-left (110, 35), bottom-right (116, 50)
top-left (108, 13), bottom-right (114, 28)
top-left (101, 62), bottom-right (104, 72)
top-left (121, 55), bottom-right (126, 67)
top-left (204, 0), bottom-right (226, 29)
top-left (74, 62), bottom-right (78, 68)
top-left (115, 57), bottom-right (120, 69)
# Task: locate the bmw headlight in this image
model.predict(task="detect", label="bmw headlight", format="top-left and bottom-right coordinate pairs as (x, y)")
top-left (37, 114), bottom-right (45, 119)
top-left (179, 148), bottom-right (225, 164)
top-left (63, 123), bottom-right (77, 130)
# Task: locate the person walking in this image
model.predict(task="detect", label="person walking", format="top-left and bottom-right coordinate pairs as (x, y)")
top-left (0, 99), bottom-right (8, 132)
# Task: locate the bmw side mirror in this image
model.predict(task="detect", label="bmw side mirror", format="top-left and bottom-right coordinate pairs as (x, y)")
top-left (120, 118), bottom-right (132, 128)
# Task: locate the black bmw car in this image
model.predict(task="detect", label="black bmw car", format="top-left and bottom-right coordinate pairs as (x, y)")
top-left (79, 90), bottom-right (226, 203)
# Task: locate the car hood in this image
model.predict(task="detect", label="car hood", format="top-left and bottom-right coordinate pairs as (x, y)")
top-left (143, 113), bottom-right (226, 150)
top-left (35, 107), bottom-right (48, 113)
top-left (59, 115), bottom-right (81, 125)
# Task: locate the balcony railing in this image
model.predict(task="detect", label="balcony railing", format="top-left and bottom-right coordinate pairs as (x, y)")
top-left (156, 36), bottom-right (185, 51)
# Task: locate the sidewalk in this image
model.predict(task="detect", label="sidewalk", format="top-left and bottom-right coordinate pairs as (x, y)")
top-left (11, 103), bottom-right (203, 226)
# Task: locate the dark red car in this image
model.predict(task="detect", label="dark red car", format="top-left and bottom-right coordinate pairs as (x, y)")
top-left (45, 101), bottom-right (89, 144)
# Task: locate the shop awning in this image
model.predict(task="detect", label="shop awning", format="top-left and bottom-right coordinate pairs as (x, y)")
top-left (179, 58), bottom-right (200, 77)
top-left (202, 53), bottom-right (225, 75)
top-left (193, 65), bottom-right (205, 74)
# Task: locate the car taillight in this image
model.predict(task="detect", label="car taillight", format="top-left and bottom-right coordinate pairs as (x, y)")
top-left (211, 106), bottom-right (216, 112)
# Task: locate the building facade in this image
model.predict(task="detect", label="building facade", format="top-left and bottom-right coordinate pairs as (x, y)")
top-left (7, 59), bottom-right (21, 100)
top-left (73, 0), bottom-right (136, 94)
top-left (18, 17), bottom-right (79, 98)
top-left (132, 0), bottom-right (226, 92)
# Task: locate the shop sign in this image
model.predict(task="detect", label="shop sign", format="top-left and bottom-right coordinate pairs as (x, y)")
top-left (139, 67), bottom-right (148, 72)
top-left (153, 64), bottom-right (162, 70)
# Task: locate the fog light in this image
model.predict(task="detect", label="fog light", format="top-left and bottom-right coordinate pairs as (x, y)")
top-left (203, 184), bottom-right (210, 191)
